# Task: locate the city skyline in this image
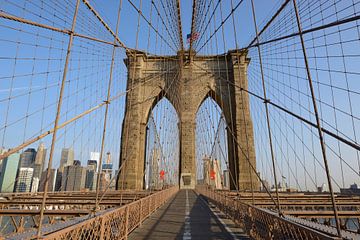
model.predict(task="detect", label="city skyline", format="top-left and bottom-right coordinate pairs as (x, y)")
top-left (0, 144), bottom-right (117, 193)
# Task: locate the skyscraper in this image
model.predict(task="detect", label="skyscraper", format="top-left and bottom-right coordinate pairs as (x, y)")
top-left (39, 168), bottom-right (56, 192)
top-left (102, 163), bottom-right (113, 181)
top-left (59, 148), bottom-right (74, 171)
top-left (85, 167), bottom-right (96, 190)
top-left (0, 148), bottom-right (9, 172)
top-left (54, 170), bottom-right (62, 191)
top-left (98, 172), bottom-right (108, 191)
top-left (19, 148), bottom-right (36, 168)
top-left (85, 160), bottom-right (97, 191)
top-left (31, 177), bottom-right (40, 192)
top-left (0, 153), bottom-right (20, 192)
top-left (87, 160), bottom-right (97, 171)
top-left (32, 164), bottom-right (42, 191)
top-left (106, 152), bottom-right (111, 164)
top-left (15, 168), bottom-right (33, 192)
top-left (73, 160), bottom-right (81, 166)
top-left (56, 148), bottom-right (74, 191)
top-left (90, 152), bottom-right (100, 162)
top-left (34, 143), bottom-right (47, 179)
top-left (102, 152), bottom-right (113, 187)
top-left (90, 152), bottom-right (99, 170)
top-left (18, 147), bottom-right (43, 193)
top-left (62, 165), bottom-right (86, 191)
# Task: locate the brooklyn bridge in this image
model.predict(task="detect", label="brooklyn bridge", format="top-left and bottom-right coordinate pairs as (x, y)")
top-left (0, 0), bottom-right (360, 239)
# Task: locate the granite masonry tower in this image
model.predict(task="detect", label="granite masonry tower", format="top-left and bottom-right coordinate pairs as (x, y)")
top-left (117, 50), bottom-right (258, 190)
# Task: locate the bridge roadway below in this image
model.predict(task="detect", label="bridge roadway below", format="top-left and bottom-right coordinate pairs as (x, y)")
top-left (129, 189), bottom-right (249, 240)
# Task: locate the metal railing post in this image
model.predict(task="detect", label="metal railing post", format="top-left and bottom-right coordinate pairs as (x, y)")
top-left (36, 0), bottom-right (81, 237)
top-left (125, 206), bottom-right (129, 240)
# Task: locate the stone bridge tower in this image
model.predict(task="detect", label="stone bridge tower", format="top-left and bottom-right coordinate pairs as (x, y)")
top-left (117, 49), bottom-right (258, 190)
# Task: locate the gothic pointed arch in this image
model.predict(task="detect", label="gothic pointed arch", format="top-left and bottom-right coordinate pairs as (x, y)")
top-left (118, 49), bottom-right (258, 190)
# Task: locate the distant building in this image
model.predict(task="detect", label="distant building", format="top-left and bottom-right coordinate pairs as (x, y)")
top-left (59, 148), bottom-right (74, 171)
top-left (102, 162), bottom-right (114, 190)
top-left (19, 148), bottom-right (36, 168)
top-left (31, 177), bottom-right (40, 192)
top-left (39, 168), bottom-right (57, 192)
top-left (0, 153), bottom-right (20, 192)
top-left (33, 164), bottom-right (43, 188)
top-left (102, 163), bottom-right (113, 180)
top-left (317, 183), bottom-right (328, 193)
top-left (18, 146), bottom-right (45, 193)
top-left (54, 170), bottom-right (63, 191)
top-left (0, 148), bottom-right (9, 171)
top-left (56, 148), bottom-right (74, 191)
top-left (62, 165), bottom-right (86, 191)
top-left (34, 143), bottom-right (47, 180)
top-left (261, 179), bottom-right (270, 192)
top-left (106, 152), bottom-right (111, 164)
top-left (73, 160), bottom-right (81, 166)
top-left (87, 160), bottom-right (97, 171)
top-left (85, 169), bottom-right (96, 190)
top-left (98, 172), bottom-right (108, 191)
top-left (108, 178), bottom-right (116, 190)
top-left (15, 167), bottom-right (33, 192)
top-left (90, 152), bottom-right (100, 169)
top-left (102, 152), bottom-right (115, 190)
top-left (340, 183), bottom-right (360, 195)
top-left (85, 159), bottom-right (98, 191)
top-left (90, 152), bottom-right (100, 161)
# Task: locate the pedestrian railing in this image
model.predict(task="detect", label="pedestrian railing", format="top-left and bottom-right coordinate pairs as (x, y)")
top-left (196, 186), bottom-right (343, 240)
top-left (41, 186), bottom-right (178, 239)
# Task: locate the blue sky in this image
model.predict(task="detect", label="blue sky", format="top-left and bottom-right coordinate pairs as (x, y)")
top-left (88, 0), bottom-right (280, 52)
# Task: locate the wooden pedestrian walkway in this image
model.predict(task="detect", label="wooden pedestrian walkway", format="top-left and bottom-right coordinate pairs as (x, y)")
top-left (128, 190), bottom-right (249, 240)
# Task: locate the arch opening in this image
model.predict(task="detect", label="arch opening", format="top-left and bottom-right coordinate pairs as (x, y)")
top-left (144, 97), bottom-right (180, 189)
top-left (195, 96), bottom-right (231, 189)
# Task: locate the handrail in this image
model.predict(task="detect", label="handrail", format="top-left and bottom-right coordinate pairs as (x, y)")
top-left (39, 186), bottom-right (178, 239)
top-left (196, 186), bottom-right (343, 240)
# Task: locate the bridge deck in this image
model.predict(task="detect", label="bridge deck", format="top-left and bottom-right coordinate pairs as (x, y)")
top-left (129, 190), bottom-right (249, 240)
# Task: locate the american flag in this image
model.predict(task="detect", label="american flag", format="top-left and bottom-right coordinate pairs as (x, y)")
top-left (187, 32), bottom-right (199, 43)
